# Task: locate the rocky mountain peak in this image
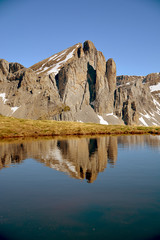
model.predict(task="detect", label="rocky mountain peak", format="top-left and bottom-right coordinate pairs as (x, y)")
top-left (0, 41), bottom-right (160, 126)
top-left (83, 40), bottom-right (96, 53)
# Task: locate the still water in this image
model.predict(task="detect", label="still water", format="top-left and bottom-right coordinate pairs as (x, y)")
top-left (0, 135), bottom-right (160, 240)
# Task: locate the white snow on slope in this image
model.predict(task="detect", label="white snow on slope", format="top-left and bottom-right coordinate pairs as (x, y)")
top-left (149, 111), bottom-right (155, 117)
top-left (106, 112), bottom-right (118, 119)
top-left (139, 117), bottom-right (148, 126)
top-left (152, 122), bottom-right (159, 126)
top-left (150, 83), bottom-right (160, 92)
top-left (0, 93), bottom-right (20, 115)
top-left (48, 54), bottom-right (58, 61)
top-left (36, 44), bottom-right (80, 75)
top-left (152, 98), bottom-right (160, 116)
top-left (0, 93), bottom-right (7, 103)
top-left (11, 106), bottom-right (19, 113)
top-left (47, 48), bottom-right (77, 75)
top-left (153, 98), bottom-right (160, 107)
top-left (35, 63), bottom-right (47, 73)
top-left (98, 115), bottom-right (108, 125)
top-left (140, 111), bottom-right (151, 119)
top-left (140, 111), bottom-right (159, 125)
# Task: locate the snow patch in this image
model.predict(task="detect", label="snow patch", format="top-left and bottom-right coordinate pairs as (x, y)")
top-left (36, 44), bottom-right (80, 75)
top-left (153, 98), bottom-right (160, 107)
top-left (98, 115), bottom-right (108, 125)
top-left (106, 112), bottom-right (114, 116)
top-left (47, 62), bottom-right (63, 75)
top-left (106, 112), bottom-right (118, 119)
top-left (37, 66), bottom-right (50, 74)
top-left (140, 112), bottom-right (151, 119)
top-left (47, 48), bottom-right (77, 75)
top-left (149, 111), bottom-right (155, 117)
top-left (150, 83), bottom-right (160, 92)
top-left (0, 93), bottom-right (7, 104)
top-left (11, 106), bottom-right (19, 113)
top-left (48, 54), bottom-right (58, 61)
top-left (140, 111), bottom-right (159, 124)
top-left (152, 97), bottom-right (160, 115)
top-left (0, 93), bottom-right (20, 114)
top-left (152, 122), bottom-right (158, 126)
top-left (139, 117), bottom-right (148, 126)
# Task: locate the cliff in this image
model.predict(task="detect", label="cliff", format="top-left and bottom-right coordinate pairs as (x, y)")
top-left (0, 40), bottom-right (160, 126)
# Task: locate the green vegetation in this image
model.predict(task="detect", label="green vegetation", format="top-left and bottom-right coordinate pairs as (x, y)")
top-left (0, 115), bottom-right (160, 139)
top-left (63, 105), bottom-right (70, 112)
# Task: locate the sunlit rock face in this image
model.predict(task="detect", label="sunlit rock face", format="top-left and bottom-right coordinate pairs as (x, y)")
top-left (0, 41), bottom-right (160, 125)
top-left (1, 135), bottom-right (160, 182)
top-left (115, 74), bottom-right (160, 126)
top-left (0, 59), bottom-right (62, 119)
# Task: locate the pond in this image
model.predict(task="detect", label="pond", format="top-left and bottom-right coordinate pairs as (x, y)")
top-left (0, 135), bottom-right (160, 240)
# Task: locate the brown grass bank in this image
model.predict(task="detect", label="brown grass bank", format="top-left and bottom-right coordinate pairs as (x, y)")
top-left (0, 115), bottom-right (160, 139)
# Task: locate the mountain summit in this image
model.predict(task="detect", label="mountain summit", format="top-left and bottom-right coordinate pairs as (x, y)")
top-left (0, 40), bottom-right (160, 126)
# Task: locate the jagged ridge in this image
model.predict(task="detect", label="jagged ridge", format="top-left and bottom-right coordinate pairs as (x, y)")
top-left (0, 40), bottom-right (160, 126)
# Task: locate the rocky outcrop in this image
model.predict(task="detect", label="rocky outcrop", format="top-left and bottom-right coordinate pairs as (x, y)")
top-left (0, 41), bottom-right (160, 126)
top-left (115, 74), bottom-right (160, 125)
top-left (0, 40), bottom-right (121, 124)
top-left (54, 41), bottom-right (111, 117)
top-left (49, 40), bottom-right (118, 122)
top-left (0, 59), bottom-right (63, 119)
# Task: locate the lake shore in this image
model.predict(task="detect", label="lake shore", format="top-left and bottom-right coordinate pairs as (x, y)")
top-left (0, 115), bottom-right (160, 139)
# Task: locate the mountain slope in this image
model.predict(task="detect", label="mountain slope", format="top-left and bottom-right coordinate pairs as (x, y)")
top-left (31, 43), bottom-right (80, 76)
top-left (116, 73), bottom-right (160, 126)
top-left (0, 40), bottom-right (160, 126)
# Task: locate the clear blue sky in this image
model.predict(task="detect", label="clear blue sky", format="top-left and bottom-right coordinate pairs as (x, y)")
top-left (0, 0), bottom-right (159, 76)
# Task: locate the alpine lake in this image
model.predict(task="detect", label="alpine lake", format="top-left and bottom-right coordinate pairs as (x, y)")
top-left (0, 135), bottom-right (160, 240)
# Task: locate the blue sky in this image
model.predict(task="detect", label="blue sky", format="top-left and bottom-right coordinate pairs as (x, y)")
top-left (0, 0), bottom-right (159, 76)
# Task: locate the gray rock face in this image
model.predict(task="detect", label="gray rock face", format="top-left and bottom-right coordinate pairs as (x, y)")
top-left (106, 58), bottom-right (116, 93)
top-left (0, 59), bottom-right (63, 119)
top-left (54, 40), bottom-right (116, 120)
top-left (0, 42), bottom-right (160, 126)
top-left (115, 74), bottom-right (160, 126)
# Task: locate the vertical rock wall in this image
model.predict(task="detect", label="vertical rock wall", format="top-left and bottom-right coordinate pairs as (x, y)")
top-left (55, 40), bottom-right (116, 120)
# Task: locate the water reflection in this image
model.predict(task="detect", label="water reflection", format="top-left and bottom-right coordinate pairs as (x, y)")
top-left (0, 135), bottom-right (160, 183)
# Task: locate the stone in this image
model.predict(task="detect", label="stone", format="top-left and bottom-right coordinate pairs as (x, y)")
top-left (0, 41), bottom-right (160, 126)
top-left (106, 58), bottom-right (116, 92)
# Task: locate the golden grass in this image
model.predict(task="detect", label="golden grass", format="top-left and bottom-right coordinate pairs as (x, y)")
top-left (0, 115), bottom-right (160, 139)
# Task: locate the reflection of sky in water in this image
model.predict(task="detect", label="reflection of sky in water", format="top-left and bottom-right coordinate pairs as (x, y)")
top-left (0, 135), bottom-right (160, 240)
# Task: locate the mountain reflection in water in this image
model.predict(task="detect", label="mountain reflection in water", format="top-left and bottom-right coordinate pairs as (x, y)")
top-left (0, 135), bottom-right (160, 183)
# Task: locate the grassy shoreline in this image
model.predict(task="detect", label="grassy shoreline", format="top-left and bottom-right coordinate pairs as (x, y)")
top-left (0, 115), bottom-right (160, 139)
